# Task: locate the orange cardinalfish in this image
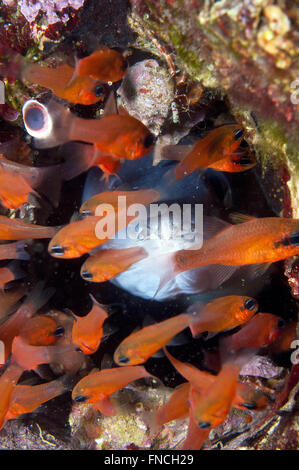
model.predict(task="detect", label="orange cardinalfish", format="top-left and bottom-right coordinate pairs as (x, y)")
top-left (5, 375), bottom-right (72, 422)
top-left (0, 215), bottom-right (57, 241)
top-left (187, 295), bottom-right (258, 337)
top-left (161, 125), bottom-right (248, 180)
top-left (11, 335), bottom-right (82, 371)
top-left (48, 211), bottom-right (137, 259)
top-left (81, 247), bottom-right (148, 282)
top-left (74, 47), bottom-right (127, 83)
top-left (22, 98), bottom-right (155, 159)
top-left (165, 216), bottom-right (299, 282)
top-left (60, 143), bottom-right (122, 182)
top-left (157, 351), bottom-right (267, 427)
top-left (0, 241), bottom-right (29, 261)
top-left (80, 189), bottom-right (160, 217)
top-left (22, 62), bottom-right (105, 105)
top-left (0, 262), bottom-right (25, 289)
top-left (233, 382), bottom-right (268, 412)
top-left (114, 296), bottom-right (257, 366)
top-left (0, 166), bottom-right (38, 209)
top-left (19, 315), bottom-right (64, 346)
top-left (0, 362), bottom-right (24, 429)
top-left (0, 153), bottom-right (61, 207)
top-left (72, 365), bottom-right (152, 415)
top-left (189, 353), bottom-right (252, 429)
top-left (0, 282), bottom-right (54, 360)
top-left (221, 313), bottom-right (284, 353)
top-left (71, 296), bottom-right (108, 354)
top-left (114, 313), bottom-right (195, 366)
top-left (268, 321), bottom-right (298, 354)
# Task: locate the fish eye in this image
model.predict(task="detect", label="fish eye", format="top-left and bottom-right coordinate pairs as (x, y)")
top-left (289, 233), bottom-right (299, 246)
top-left (74, 395), bottom-right (88, 403)
top-left (22, 100), bottom-right (53, 139)
top-left (144, 133), bottom-right (155, 149)
top-left (242, 402), bottom-right (257, 410)
top-left (277, 319), bottom-right (285, 329)
top-left (198, 421), bottom-right (211, 429)
top-left (234, 129), bottom-right (244, 140)
top-left (50, 245), bottom-right (65, 256)
top-left (117, 355), bottom-right (130, 364)
top-left (80, 209), bottom-right (92, 217)
top-left (239, 156), bottom-right (253, 166)
top-left (54, 326), bottom-right (65, 337)
top-left (95, 84), bottom-right (105, 97)
top-left (244, 298), bottom-right (257, 311)
top-left (81, 270), bottom-right (93, 281)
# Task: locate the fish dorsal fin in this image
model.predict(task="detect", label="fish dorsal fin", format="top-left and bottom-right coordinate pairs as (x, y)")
top-left (229, 213), bottom-right (256, 224)
top-left (103, 91), bottom-right (118, 116)
top-left (202, 216), bottom-right (231, 241)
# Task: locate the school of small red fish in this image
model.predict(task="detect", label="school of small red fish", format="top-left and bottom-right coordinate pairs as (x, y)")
top-left (0, 44), bottom-right (298, 450)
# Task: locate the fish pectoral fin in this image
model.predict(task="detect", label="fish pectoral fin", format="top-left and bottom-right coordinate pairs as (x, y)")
top-left (161, 144), bottom-right (193, 162)
top-left (103, 91), bottom-right (118, 116)
top-left (242, 262), bottom-right (271, 279)
top-left (229, 213), bottom-right (256, 224)
top-left (93, 395), bottom-right (116, 416)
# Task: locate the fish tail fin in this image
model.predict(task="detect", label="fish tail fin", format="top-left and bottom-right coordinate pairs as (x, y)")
top-left (23, 281), bottom-right (55, 313)
top-left (219, 347), bottom-right (257, 370)
top-left (31, 165), bottom-right (62, 208)
top-left (60, 142), bottom-right (97, 181)
top-left (6, 260), bottom-right (26, 283)
top-left (4, 241), bottom-right (29, 261)
top-left (22, 98), bottom-right (73, 149)
top-left (152, 253), bottom-right (178, 299)
top-left (57, 373), bottom-right (78, 392)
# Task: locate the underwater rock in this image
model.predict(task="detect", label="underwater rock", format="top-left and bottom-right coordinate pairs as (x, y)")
top-left (69, 382), bottom-right (188, 450)
top-left (129, 0), bottom-right (299, 217)
top-left (19, 0), bottom-right (85, 25)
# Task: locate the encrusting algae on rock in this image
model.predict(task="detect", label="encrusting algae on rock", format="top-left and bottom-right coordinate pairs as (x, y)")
top-left (0, 0), bottom-right (297, 451)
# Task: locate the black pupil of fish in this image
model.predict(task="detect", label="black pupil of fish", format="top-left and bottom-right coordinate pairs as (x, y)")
top-left (25, 106), bottom-right (45, 131)
top-left (234, 129), bottom-right (243, 140)
top-left (144, 134), bottom-right (155, 148)
top-left (82, 270), bottom-right (93, 280)
top-left (289, 233), bottom-right (299, 246)
top-left (54, 326), bottom-right (65, 337)
top-left (244, 299), bottom-right (256, 310)
top-left (242, 402), bottom-right (257, 410)
top-left (74, 395), bottom-right (88, 402)
top-left (95, 84), bottom-right (104, 96)
top-left (239, 157), bottom-right (252, 166)
top-left (277, 319), bottom-right (285, 329)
